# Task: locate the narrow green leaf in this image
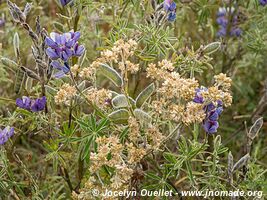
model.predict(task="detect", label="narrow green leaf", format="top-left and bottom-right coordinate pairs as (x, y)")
top-left (136, 83), bottom-right (155, 108)
top-left (97, 63), bottom-right (123, 87)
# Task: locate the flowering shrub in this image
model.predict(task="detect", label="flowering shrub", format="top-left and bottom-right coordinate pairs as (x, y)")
top-left (0, 0), bottom-right (266, 199)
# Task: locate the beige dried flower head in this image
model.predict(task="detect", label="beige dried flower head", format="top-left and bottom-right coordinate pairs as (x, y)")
top-left (111, 164), bottom-right (134, 190)
top-left (86, 88), bottom-right (112, 109)
top-left (71, 64), bottom-right (80, 77)
top-left (146, 63), bottom-right (168, 80)
top-left (146, 126), bottom-right (164, 149)
top-left (127, 143), bottom-right (146, 164)
top-left (55, 84), bottom-right (76, 105)
top-left (112, 39), bottom-right (137, 58)
top-left (159, 73), bottom-right (199, 101)
top-left (214, 73), bottom-right (232, 91)
top-left (90, 136), bottom-right (123, 173)
top-left (79, 67), bottom-right (95, 80)
top-left (151, 100), bottom-right (166, 115)
top-left (158, 59), bottom-right (175, 71)
top-left (167, 104), bottom-right (184, 122)
top-left (182, 102), bottom-right (206, 125)
top-left (101, 49), bottom-right (118, 63)
top-left (128, 116), bottom-right (140, 142)
top-left (222, 92), bottom-right (232, 107)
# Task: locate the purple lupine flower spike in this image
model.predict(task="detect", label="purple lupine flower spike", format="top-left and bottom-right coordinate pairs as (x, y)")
top-left (73, 44), bottom-right (85, 57)
top-left (45, 31), bottom-right (85, 61)
top-left (31, 96), bottom-right (47, 112)
top-left (60, 0), bottom-right (72, 6)
top-left (51, 61), bottom-right (70, 78)
top-left (193, 88), bottom-right (225, 134)
top-left (203, 120), bottom-right (219, 134)
top-left (216, 7), bottom-right (242, 38)
top-left (0, 126), bottom-right (14, 145)
top-left (0, 18), bottom-right (5, 28)
top-left (259, 0), bottom-right (267, 6)
top-left (164, 0), bottom-right (177, 22)
top-left (16, 96), bottom-right (32, 110)
top-left (45, 31), bottom-right (85, 79)
top-left (193, 88), bottom-right (205, 103)
top-left (16, 96), bottom-right (46, 112)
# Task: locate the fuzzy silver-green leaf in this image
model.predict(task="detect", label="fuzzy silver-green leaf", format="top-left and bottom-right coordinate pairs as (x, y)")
top-left (136, 83), bottom-right (155, 108)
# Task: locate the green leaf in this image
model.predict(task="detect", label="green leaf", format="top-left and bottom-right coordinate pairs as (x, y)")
top-left (14, 68), bottom-right (25, 94)
top-left (97, 63), bottom-right (123, 87)
top-left (134, 108), bottom-right (152, 125)
top-left (112, 94), bottom-right (135, 108)
top-left (112, 94), bottom-right (129, 108)
top-left (146, 172), bottom-right (162, 181)
top-left (82, 136), bottom-right (94, 160)
top-left (13, 32), bottom-right (20, 58)
top-left (203, 42), bottom-right (221, 55)
top-left (1, 57), bottom-right (18, 71)
top-left (135, 83), bottom-right (155, 108)
top-left (108, 109), bottom-right (129, 124)
top-left (163, 153), bottom-right (177, 164)
top-left (45, 85), bottom-right (58, 96)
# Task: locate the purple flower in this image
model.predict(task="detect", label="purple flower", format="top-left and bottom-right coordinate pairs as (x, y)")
top-left (216, 7), bottom-right (242, 38)
top-left (51, 61), bottom-right (70, 78)
top-left (230, 27), bottom-right (242, 37)
top-left (16, 96), bottom-right (32, 110)
top-left (193, 88), bottom-right (205, 104)
top-left (0, 126), bottom-right (14, 145)
top-left (45, 31), bottom-right (85, 61)
top-left (208, 110), bottom-right (219, 121)
top-left (73, 43), bottom-right (85, 57)
top-left (217, 7), bottom-right (227, 17)
top-left (164, 0), bottom-right (176, 22)
top-left (193, 89), bottom-right (224, 134)
top-left (259, 0), bottom-right (267, 6)
top-left (203, 120), bottom-right (219, 134)
top-left (0, 18), bottom-right (5, 28)
top-left (168, 12), bottom-right (176, 22)
top-left (216, 17), bottom-right (228, 27)
top-left (164, 0), bottom-right (176, 11)
top-left (217, 28), bottom-right (227, 37)
top-left (60, 0), bottom-right (72, 6)
top-left (31, 96), bottom-right (47, 112)
top-left (16, 96), bottom-right (46, 112)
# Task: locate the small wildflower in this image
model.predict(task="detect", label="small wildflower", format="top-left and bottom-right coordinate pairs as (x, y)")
top-left (16, 96), bottom-right (46, 112)
top-left (71, 64), bottom-right (80, 76)
top-left (214, 73), bottom-right (232, 91)
top-left (216, 7), bottom-right (242, 38)
top-left (0, 18), bottom-right (5, 28)
top-left (45, 31), bottom-right (84, 61)
top-left (203, 120), bottom-right (219, 134)
top-left (86, 88), bottom-right (112, 109)
top-left (31, 96), bottom-right (47, 112)
top-left (259, 0), bottom-right (267, 6)
top-left (16, 96), bottom-right (31, 110)
top-left (193, 85), bottom-right (229, 134)
top-left (127, 143), bottom-right (146, 164)
top-left (60, 0), bottom-right (72, 7)
top-left (50, 61), bottom-right (70, 78)
top-left (158, 59), bottom-right (175, 71)
top-left (164, 0), bottom-right (177, 22)
top-left (55, 84), bottom-right (76, 105)
top-left (0, 126), bottom-right (14, 145)
top-left (79, 67), bottom-right (95, 79)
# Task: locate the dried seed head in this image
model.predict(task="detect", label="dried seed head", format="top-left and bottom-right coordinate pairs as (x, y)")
top-left (248, 117), bottom-right (263, 140)
top-left (233, 154), bottom-right (250, 172)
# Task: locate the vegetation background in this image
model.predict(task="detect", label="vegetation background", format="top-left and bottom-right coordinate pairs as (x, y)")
top-left (0, 0), bottom-right (266, 199)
